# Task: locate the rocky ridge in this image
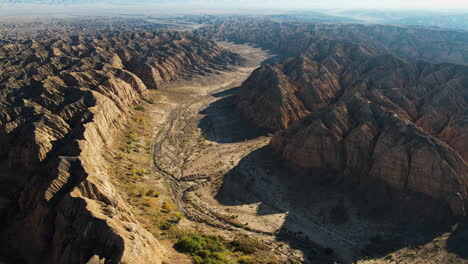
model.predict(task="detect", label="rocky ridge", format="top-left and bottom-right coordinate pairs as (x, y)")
top-left (200, 18), bottom-right (468, 218)
top-left (0, 29), bottom-right (240, 264)
top-left (196, 17), bottom-right (468, 65)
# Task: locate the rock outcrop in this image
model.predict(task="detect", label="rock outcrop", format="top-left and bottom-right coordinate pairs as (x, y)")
top-left (0, 28), bottom-right (240, 263)
top-left (236, 41), bottom-right (375, 131)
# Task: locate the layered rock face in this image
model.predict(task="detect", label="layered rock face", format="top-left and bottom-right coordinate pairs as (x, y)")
top-left (0, 29), bottom-right (240, 263)
top-left (227, 22), bottom-right (468, 217)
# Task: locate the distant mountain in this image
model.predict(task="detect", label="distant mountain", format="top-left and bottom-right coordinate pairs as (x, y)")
top-left (197, 17), bottom-right (468, 65)
top-left (3, 0), bottom-right (126, 3)
top-left (269, 11), bottom-right (363, 23)
top-left (330, 10), bottom-right (468, 31)
top-left (0, 0), bottom-right (182, 4)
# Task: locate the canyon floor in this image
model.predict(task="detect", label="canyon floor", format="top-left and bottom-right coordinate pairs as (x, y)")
top-left (144, 42), bottom-right (367, 263)
top-left (147, 42), bottom-right (318, 262)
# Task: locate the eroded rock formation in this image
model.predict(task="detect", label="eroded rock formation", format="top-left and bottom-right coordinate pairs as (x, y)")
top-left (0, 29), bottom-right (240, 263)
top-left (227, 22), bottom-right (468, 217)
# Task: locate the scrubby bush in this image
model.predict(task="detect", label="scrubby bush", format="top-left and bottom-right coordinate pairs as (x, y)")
top-left (116, 153), bottom-right (125, 160)
top-left (175, 234), bottom-right (227, 264)
top-left (120, 144), bottom-right (132, 153)
top-left (231, 235), bottom-right (269, 254)
top-left (135, 191), bottom-right (144, 198)
top-left (162, 202), bottom-right (173, 213)
top-left (160, 221), bottom-right (173, 230)
top-left (126, 131), bottom-right (138, 142)
top-left (134, 116), bottom-right (144, 124)
top-left (130, 167), bottom-right (145, 177)
top-left (237, 256), bottom-right (257, 264)
top-left (146, 188), bottom-right (159, 197)
top-left (174, 212), bottom-right (184, 223)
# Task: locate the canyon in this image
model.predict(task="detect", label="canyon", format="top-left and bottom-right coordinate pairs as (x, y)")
top-left (0, 24), bottom-right (240, 264)
top-left (0, 15), bottom-right (467, 264)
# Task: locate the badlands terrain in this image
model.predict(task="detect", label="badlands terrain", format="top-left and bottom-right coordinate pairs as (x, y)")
top-left (0, 16), bottom-right (467, 264)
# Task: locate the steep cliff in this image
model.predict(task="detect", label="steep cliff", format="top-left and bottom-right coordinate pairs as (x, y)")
top-left (0, 30), bottom-right (240, 263)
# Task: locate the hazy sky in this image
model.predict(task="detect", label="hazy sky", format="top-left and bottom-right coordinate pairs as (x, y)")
top-left (215, 0), bottom-right (468, 10)
top-left (1, 0), bottom-right (468, 14)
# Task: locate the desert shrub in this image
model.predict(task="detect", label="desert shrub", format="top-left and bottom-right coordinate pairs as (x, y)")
top-left (237, 256), bottom-right (257, 264)
top-left (134, 116), bottom-right (144, 124)
top-left (193, 256), bottom-right (203, 264)
top-left (120, 144), bottom-right (132, 153)
top-left (203, 252), bottom-right (225, 264)
top-left (175, 234), bottom-right (227, 264)
top-left (162, 202), bottom-right (173, 213)
top-left (126, 131), bottom-right (138, 141)
top-left (176, 235), bottom-right (204, 254)
top-left (130, 167), bottom-right (145, 177)
top-left (146, 188), bottom-right (159, 197)
top-left (160, 221), bottom-right (173, 230)
top-left (116, 153), bottom-right (125, 160)
top-left (231, 235), bottom-right (269, 254)
top-left (174, 212), bottom-right (184, 223)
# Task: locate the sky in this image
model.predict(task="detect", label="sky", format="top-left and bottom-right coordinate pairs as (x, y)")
top-left (1, 0), bottom-right (468, 15)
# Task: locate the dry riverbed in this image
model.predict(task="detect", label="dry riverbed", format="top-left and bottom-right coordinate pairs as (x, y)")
top-left (107, 42), bottom-right (312, 263)
top-left (108, 41), bottom-right (392, 264)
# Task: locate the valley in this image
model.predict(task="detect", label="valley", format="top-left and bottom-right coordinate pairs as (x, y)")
top-left (144, 41), bottom-right (350, 263)
top-left (143, 42), bottom-right (312, 263)
top-left (133, 41), bottom-right (451, 263)
top-left (0, 14), bottom-right (467, 264)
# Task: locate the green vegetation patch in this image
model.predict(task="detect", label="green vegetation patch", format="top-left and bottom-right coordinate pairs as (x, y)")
top-left (231, 235), bottom-right (269, 254)
top-left (176, 234), bottom-right (228, 264)
top-left (174, 233), bottom-right (286, 264)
